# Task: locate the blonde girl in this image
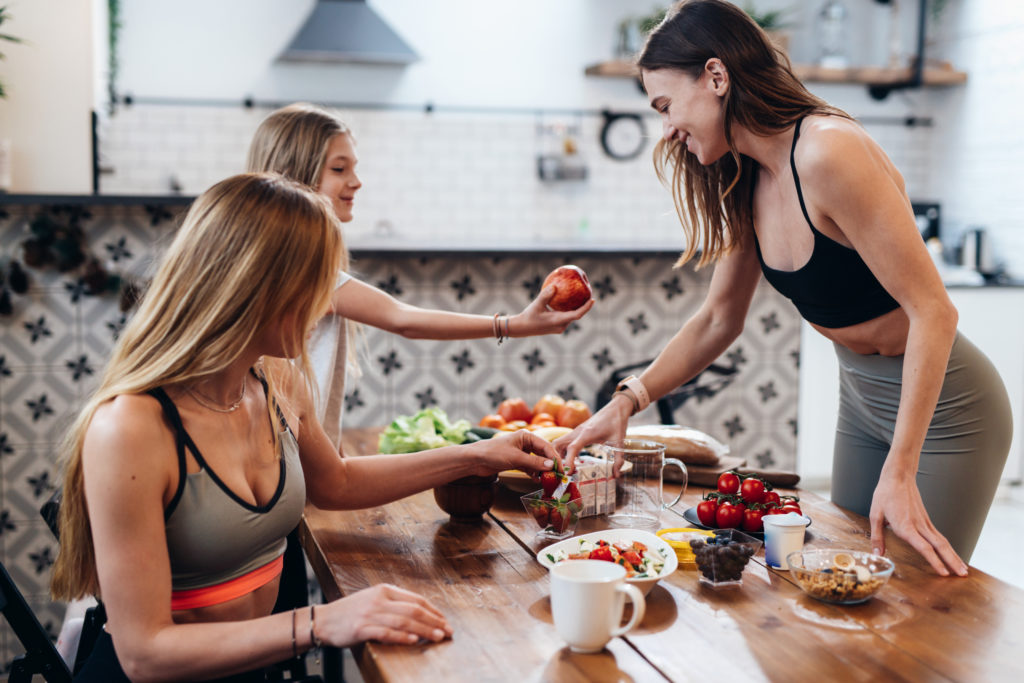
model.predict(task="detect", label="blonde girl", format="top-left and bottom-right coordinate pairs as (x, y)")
top-left (248, 103), bottom-right (595, 447)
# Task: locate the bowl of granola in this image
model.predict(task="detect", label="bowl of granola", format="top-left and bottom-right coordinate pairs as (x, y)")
top-left (787, 549), bottom-right (895, 605)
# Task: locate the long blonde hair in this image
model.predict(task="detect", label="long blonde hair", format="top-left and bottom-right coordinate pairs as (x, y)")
top-left (247, 102), bottom-right (361, 367)
top-left (51, 173), bottom-right (343, 600)
top-left (639, 0), bottom-right (850, 268)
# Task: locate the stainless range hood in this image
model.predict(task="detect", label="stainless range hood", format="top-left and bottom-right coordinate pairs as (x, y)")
top-left (279, 0), bottom-right (419, 65)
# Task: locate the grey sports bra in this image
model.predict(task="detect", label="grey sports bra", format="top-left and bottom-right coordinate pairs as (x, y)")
top-left (149, 373), bottom-right (306, 591)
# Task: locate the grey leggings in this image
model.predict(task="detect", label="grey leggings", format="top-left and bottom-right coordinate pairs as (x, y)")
top-left (830, 331), bottom-right (1012, 561)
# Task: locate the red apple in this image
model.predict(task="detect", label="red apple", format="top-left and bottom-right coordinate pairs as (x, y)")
top-left (542, 265), bottom-right (592, 312)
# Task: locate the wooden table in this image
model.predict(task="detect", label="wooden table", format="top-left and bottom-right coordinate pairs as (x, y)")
top-left (299, 429), bottom-right (1024, 682)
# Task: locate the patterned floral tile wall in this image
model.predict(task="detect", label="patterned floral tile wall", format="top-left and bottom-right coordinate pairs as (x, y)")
top-left (0, 201), bottom-right (800, 670)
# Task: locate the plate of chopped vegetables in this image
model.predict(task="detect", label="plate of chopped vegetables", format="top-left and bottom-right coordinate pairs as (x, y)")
top-left (536, 528), bottom-right (678, 595)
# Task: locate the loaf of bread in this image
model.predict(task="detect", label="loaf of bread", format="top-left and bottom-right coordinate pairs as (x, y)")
top-left (625, 424), bottom-right (728, 466)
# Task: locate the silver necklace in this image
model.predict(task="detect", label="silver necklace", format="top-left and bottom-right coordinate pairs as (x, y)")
top-left (185, 377), bottom-right (247, 413)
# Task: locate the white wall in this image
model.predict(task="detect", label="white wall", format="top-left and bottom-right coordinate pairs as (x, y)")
top-left (926, 0), bottom-right (1024, 278)
top-left (0, 0), bottom-right (96, 193)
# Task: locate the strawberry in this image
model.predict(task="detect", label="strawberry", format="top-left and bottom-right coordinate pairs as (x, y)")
top-left (566, 481), bottom-right (581, 501)
top-left (540, 471), bottom-right (560, 499)
top-left (530, 503), bottom-right (550, 528)
top-left (548, 505), bottom-right (566, 533)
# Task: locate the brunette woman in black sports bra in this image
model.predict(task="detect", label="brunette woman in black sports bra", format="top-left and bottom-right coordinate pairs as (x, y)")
top-left (558, 0), bottom-right (1011, 578)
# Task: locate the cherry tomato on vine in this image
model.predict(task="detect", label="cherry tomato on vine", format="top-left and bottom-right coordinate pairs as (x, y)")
top-left (740, 477), bottom-right (766, 504)
top-left (742, 507), bottom-right (766, 533)
top-left (696, 498), bottom-right (720, 527)
top-left (781, 503), bottom-right (802, 515)
top-left (762, 490), bottom-right (781, 507)
top-left (717, 472), bottom-right (740, 495)
top-left (716, 502), bottom-right (743, 529)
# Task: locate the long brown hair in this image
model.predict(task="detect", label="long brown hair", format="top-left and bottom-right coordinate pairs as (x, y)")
top-left (51, 173), bottom-right (342, 600)
top-left (639, 0), bottom-right (850, 267)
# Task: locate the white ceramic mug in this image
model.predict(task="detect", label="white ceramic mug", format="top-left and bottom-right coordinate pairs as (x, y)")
top-left (763, 513), bottom-right (811, 570)
top-left (550, 560), bottom-right (646, 653)
top-left (599, 439), bottom-right (687, 530)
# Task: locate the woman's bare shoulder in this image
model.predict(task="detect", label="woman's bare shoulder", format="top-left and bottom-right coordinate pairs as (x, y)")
top-left (798, 114), bottom-right (901, 192)
top-left (798, 115), bottom-right (878, 168)
top-left (85, 393), bottom-right (176, 472)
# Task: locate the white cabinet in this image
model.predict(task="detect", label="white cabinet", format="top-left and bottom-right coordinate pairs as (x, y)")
top-left (797, 287), bottom-right (1024, 486)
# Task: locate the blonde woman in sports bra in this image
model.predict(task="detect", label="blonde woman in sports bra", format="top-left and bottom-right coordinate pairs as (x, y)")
top-left (52, 174), bottom-right (561, 682)
top-left (558, 0), bottom-right (1011, 578)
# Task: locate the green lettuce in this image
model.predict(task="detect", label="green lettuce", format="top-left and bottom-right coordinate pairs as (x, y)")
top-left (378, 407), bottom-right (472, 454)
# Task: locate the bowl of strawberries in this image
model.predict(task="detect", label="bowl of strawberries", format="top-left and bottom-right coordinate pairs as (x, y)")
top-left (521, 490), bottom-right (583, 539)
top-left (521, 468), bottom-right (583, 539)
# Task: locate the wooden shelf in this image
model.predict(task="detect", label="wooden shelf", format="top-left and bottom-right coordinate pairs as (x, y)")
top-left (584, 59), bottom-right (967, 88)
top-left (792, 63), bottom-right (967, 87)
top-left (584, 60), bottom-right (639, 78)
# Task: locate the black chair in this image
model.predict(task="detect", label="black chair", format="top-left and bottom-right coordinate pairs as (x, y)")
top-left (595, 360), bottom-right (738, 425)
top-left (0, 560), bottom-right (72, 682)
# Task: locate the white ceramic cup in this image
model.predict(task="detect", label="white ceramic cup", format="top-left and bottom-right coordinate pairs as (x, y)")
top-left (550, 560), bottom-right (646, 653)
top-left (763, 513), bottom-right (811, 570)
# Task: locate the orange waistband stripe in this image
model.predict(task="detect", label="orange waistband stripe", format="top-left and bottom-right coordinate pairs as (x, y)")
top-left (171, 555), bottom-right (284, 611)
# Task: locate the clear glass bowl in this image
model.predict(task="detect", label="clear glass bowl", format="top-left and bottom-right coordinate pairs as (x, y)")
top-left (520, 490), bottom-right (583, 539)
top-left (690, 528), bottom-right (762, 586)
top-left (787, 548), bottom-right (895, 605)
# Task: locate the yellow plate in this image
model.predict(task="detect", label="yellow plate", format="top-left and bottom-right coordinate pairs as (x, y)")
top-left (656, 527), bottom-right (716, 564)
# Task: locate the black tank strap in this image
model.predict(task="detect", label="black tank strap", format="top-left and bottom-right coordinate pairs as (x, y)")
top-left (789, 118), bottom-right (820, 233)
top-left (147, 387), bottom-right (189, 519)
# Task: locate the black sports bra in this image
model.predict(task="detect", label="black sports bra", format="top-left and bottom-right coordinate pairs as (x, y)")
top-left (753, 118), bottom-right (901, 329)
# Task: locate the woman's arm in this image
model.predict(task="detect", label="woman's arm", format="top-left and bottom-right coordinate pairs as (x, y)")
top-left (331, 277), bottom-right (593, 340)
top-left (800, 120), bottom-right (964, 576)
top-left (557, 243), bottom-right (762, 464)
top-left (264, 358), bottom-right (559, 510)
